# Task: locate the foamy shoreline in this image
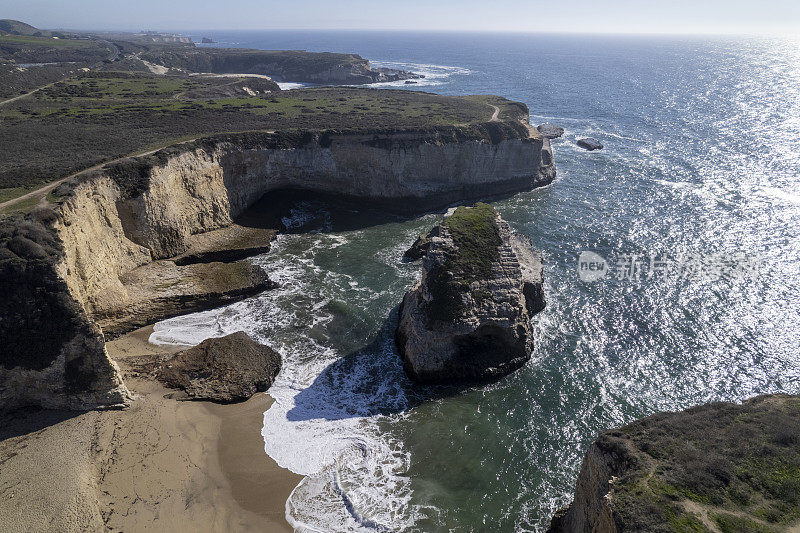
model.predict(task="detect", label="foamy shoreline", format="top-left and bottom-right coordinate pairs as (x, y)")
top-left (0, 325), bottom-right (301, 532)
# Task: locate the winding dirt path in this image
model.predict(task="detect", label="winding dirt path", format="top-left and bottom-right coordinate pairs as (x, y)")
top-left (0, 132), bottom-right (275, 213)
top-left (0, 142), bottom-right (196, 212)
top-left (488, 104), bottom-right (501, 122)
top-left (0, 80), bottom-right (62, 107)
top-left (0, 147), bottom-right (163, 212)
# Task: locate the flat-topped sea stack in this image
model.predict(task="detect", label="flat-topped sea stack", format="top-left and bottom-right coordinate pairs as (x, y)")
top-left (549, 394), bottom-right (800, 533)
top-left (396, 203), bottom-right (545, 383)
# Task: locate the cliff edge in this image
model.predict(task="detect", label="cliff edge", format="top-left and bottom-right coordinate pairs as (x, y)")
top-left (549, 394), bottom-right (800, 533)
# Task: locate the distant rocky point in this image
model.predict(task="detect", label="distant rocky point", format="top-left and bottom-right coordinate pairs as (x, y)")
top-left (396, 203), bottom-right (545, 383)
top-left (201, 37), bottom-right (215, 44)
top-left (156, 331), bottom-right (281, 402)
top-left (577, 137), bottom-right (603, 151)
top-left (136, 47), bottom-right (423, 85)
top-left (549, 394), bottom-right (800, 533)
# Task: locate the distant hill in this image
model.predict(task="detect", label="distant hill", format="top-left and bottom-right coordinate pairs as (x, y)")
top-left (0, 19), bottom-right (45, 36)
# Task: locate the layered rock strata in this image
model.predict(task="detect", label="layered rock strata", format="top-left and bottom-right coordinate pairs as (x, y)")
top-left (396, 203), bottom-right (545, 382)
top-left (1, 120), bottom-right (555, 410)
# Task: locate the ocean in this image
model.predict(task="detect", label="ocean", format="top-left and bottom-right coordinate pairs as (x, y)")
top-left (148, 31), bottom-right (800, 531)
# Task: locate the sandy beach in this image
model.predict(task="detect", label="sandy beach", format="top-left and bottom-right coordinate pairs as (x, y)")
top-left (0, 325), bottom-right (301, 533)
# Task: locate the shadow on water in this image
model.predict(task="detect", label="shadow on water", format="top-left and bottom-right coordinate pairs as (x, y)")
top-left (285, 305), bottom-right (492, 423)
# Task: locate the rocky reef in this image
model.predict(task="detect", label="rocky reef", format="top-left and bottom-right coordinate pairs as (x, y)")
top-left (549, 394), bottom-right (800, 533)
top-left (156, 331), bottom-right (281, 403)
top-left (396, 203), bottom-right (545, 383)
top-left (1, 120), bottom-right (555, 411)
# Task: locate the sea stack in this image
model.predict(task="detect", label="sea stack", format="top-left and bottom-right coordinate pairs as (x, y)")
top-left (396, 203), bottom-right (545, 383)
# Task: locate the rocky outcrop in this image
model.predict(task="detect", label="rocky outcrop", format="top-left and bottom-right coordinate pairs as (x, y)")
top-left (0, 211), bottom-right (130, 411)
top-left (577, 137), bottom-right (604, 151)
top-left (1, 119), bottom-right (555, 410)
top-left (403, 225), bottom-right (439, 262)
top-left (156, 332), bottom-right (281, 402)
top-left (549, 394), bottom-right (800, 533)
top-left (396, 203), bottom-right (545, 383)
top-left (537, 123), bottom-right (564, 139)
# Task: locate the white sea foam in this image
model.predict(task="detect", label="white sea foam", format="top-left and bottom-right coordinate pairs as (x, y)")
top-left (150, 231), bottom-right (420, 531)
top-left (278, 81), bottom-right (307, 90)
top-left (759, 186), bottom-right (800, 205)
top-left (366, 61), bottom-right (471, 88)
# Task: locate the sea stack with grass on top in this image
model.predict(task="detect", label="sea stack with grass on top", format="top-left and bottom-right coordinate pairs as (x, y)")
top-left (397, 203), bottom-right (545, 383)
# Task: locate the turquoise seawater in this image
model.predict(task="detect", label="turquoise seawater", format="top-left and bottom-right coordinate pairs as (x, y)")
top-left (151, 32), bottom-right (800, 531)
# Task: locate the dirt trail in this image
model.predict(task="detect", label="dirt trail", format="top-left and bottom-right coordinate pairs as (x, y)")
top-left (0, 132), bottom-right (275, 213)
top-left (0, 80), bottom-right (62, 107)
top-left (0, 143), bottom-right (188, 212)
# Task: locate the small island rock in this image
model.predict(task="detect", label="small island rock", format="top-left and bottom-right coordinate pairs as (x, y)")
top-left (396, 203), bottom-right (545, 383)
top-left (537, 123), bottom-right (565, 139)
top-left (577, 137), bottom-right (603, 151)
top-left (156, 331), bottom-right (281, 402)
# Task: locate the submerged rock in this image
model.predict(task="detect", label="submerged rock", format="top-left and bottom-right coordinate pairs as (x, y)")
top-left (396, 203), bottom-right (545, 383)
top-left (548, 394), bottom-right (800, 533)
top-left (537, 123), bottom-right (565, 139)
top-left (577, 137), bottom-right (603, 151)
top-left (156, 331), bottom-right (281, 402)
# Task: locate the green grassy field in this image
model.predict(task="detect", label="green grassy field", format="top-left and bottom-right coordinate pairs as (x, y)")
top-left (0, 71), bottom-right (526, 200)
top-left (0, 34), bottom-right (93, 48)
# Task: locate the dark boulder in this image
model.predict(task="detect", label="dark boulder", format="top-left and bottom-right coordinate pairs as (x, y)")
top-left (157, 331), bottom-right (281, 403)
top-left (537, 123), bottom-right (565, 139)
top-left (577, 137), bottom-right (604, 151)
top-left (403, 225), bottom-right (440, 262)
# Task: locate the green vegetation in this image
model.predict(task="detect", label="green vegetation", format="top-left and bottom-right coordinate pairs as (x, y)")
top-left (0, 34), bottom-right (92, 48)
top-left (713, 513), bottom-right (778, 533)
top-left (137, 47), bottom-right (369, 82)
top-left (0, 33), bottom-right (112, 64)
top-left (0, 70), bottom-right (521, 199)
top-left (425, 203), bottom-right (501, 322)
top-left (605, 395), bottom-right (800, 532)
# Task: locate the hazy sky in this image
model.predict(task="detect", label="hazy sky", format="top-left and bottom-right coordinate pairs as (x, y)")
top-left (3, 0), bottom-right (800, 35)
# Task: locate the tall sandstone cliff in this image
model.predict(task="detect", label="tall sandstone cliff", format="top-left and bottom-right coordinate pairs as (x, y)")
top-left (1, 122), bottom-right (555, 411)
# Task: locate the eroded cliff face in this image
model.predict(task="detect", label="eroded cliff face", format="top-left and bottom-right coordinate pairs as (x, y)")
top-left (1, 122), bottom-right (555, 411)
top-left (549, 395), bottom-right (800, 533)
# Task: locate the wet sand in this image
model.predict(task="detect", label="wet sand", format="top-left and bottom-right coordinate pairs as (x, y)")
top-left (0, 325), bottom-right (301, 533)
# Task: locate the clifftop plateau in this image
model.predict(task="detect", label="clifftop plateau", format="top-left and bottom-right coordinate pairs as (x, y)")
top-left (549, 394), bottom-right (800, 533)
